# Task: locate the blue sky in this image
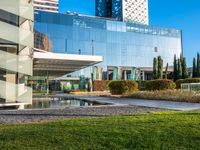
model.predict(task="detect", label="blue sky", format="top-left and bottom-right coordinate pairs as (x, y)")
top-left (59, 0), bottom-right (200, 66)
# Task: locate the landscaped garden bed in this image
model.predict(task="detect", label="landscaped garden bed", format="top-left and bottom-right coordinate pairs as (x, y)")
top-left (126, 90), bottom-right (200, 103)
top-left (97, 79), bottom-right (200, 103)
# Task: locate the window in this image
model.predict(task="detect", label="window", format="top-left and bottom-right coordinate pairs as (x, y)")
top-left (0, 9), bottom-right (19, 26)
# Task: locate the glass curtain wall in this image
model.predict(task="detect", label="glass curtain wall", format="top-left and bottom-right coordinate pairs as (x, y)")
top-left (34, 11), bottom-right (182, 80)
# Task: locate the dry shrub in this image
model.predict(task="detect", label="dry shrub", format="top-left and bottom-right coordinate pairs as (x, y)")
top-left (93, 80), bottom-right (110, 91)
top-left (129, 90), bottom-right (200, 103)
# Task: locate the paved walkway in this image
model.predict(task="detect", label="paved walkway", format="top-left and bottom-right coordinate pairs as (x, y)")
top-left (61, 94), bottom-right (200, 111)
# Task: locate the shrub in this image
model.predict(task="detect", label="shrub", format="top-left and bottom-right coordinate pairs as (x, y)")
top-left (129, 90), bottom-right (200, 103)
top-left (108, 80), bottom-right (138, 95)
top-left (176, 78), bottom-right (200, 89)
top-left (145, 79), bottom-right (176, 91)
top-left (124, 81), bottom-right (138, 93)
top-left (108, 81), bottom-right (127, 95)
top-left (137, 81), bottom-right (149, 91)
top-left (93, 80), bottom-right (110, 91)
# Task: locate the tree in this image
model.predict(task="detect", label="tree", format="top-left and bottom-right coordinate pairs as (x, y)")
top-left (173, 55), bottom-right (178, 81)
top-left (180, 54), bottom-right (183, 65)
top-left (177, 59), bottom-right (182, 79)
top-left (197, 53), bottom-right (200, 77)
top-left (153, 57), bottom-right (158, 79)
top-left (157, 56), bottom-right (163, 79)
top-left (164, 63), bottom-right (169, 79)
top-left (182, 57), bottom-right (188, 79)
top-left (193, 58), bottom-right (197, 78)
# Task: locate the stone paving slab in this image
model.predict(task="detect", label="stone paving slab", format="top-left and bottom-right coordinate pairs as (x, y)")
top-left (60, 94), bottom-right (200, 111)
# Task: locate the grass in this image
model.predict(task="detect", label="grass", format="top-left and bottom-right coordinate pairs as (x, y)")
top-left (127, 90), bottom-right (200, 103)
top-left (0, 111), bottom-right (200, 149)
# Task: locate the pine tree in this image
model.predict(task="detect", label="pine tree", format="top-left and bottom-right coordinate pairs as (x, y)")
top-left (165, 63), bottom-right (169, 79)
top-left (197, 53), bottom-right (200, 77)
top-left (157, 56), bottom-right (163, 79)
top-left (177, 59), bottom-right (182, 79)
top-left (180, 54), bottom-right (183, 64)
top-left (182, 57), bottom-right (188, 79)
top-left (173, 55), bottom-right (178, 81)
top-left (193, 58), bottom-right (197, 78)
top-left (153, 57), bottom-right (158, 79)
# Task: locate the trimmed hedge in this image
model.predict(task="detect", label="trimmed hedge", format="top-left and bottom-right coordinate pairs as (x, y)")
top-left (176, 78), bottom-right (200, 89)
top-left (93, 80), bottom-right (111, 91)
top-left (145, 79), bottom-right (176, 91)
top-left (136, 81), bottom-right (149, 91)
top-left (108, 81), bottom-right (138, 95)
top-left (125, 81), bottom-right (138, 93)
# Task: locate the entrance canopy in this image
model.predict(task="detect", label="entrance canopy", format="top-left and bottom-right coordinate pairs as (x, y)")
top-left (33, 51), bottom-right (103, 76)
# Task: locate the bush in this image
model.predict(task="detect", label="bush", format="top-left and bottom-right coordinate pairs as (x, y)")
top-left (145, 79), bottom-right (176, 91)
top-left (125, 81), bottom-right (138, 93)
top-left (129, 90), bottom-right (200, 103)
top-left (108, 80), bottom-right (138, 95)
top-left (108, 81), bottom-right (127, 95)
top-left (137, 81), bottom-right (149, 91)
top-left (93, 80), bottom-right (110, 91)
top-left (176, 78), bottom-right (200, 89)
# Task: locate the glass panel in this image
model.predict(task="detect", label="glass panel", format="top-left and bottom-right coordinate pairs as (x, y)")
top-left (0, 21), bottom-right (33, 48)
top-left (0, 80), bottom-right (32, 104)
top-left (0, 47), bottom-right (32, 75)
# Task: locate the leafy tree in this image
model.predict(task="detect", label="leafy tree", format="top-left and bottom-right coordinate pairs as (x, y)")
top-left (157, 56), bottom-right (163, 79)
top-left (173, 55), bottom-right (178, 81)
top-left (182, 57), bottom-right (188, 79)
top-left (153, 57), bottom-right (158, 79)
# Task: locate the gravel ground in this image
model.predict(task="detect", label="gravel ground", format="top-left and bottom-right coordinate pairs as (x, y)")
top-left (0, 105), bottom-right (170, 125)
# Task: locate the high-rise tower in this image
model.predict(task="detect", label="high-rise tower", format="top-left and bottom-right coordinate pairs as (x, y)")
top-left (34, 0), bottom-right (59, 13)
top-left (95, 0), bottom-right (149, 25)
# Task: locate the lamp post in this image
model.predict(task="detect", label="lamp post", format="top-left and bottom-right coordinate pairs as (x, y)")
top-left (65, 39), bottom-right (68, 52)
top-left (78, 49), bottom-right (81, 55)
top-left (91, 40), bottom-right (94, 55)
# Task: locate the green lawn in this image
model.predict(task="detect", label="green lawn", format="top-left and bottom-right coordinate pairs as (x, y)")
top-left (0, 111), bottom-right (200, 150)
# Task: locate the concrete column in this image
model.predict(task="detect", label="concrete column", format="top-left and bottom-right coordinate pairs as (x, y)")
top-left (112, 67), bottom-right (118, 80)
top-left (92, 66), bottom-right (97, 80)
top-left (46, 71), bottom-right (49, 94)
top-left (6, 74), bottom-right (16, 103)
top-left (117, 67), bottom-right (122, 80)
top-left (97, 66), bottom-right (102, 80)
top-left (107, 70), bottom-right (109, 80)
top-left (124, 70), bottom-right (127, 80)
top-left (136, 69), bottom-right (141, 80)
top-left (142, 70), bottom-right (145, 81)
top-left (131, 67), bottom-right (136, 80)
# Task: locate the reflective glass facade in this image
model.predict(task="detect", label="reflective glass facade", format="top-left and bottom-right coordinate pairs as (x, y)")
top-left (34, 11), bottom-right (182, 79)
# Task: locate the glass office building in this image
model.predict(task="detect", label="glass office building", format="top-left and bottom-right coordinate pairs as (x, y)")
top-left (34, 11), bottom-right (182, 80)
top-left (95, 0), bottom-right (149, 25)
top-left (34, 0), bottom-right (59, 13)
